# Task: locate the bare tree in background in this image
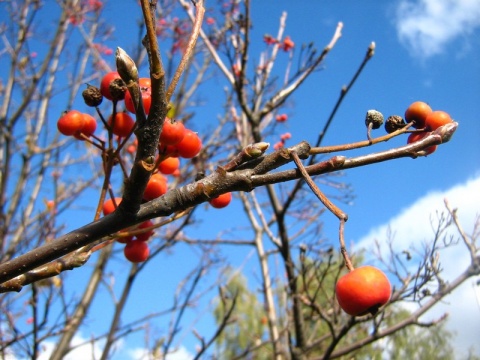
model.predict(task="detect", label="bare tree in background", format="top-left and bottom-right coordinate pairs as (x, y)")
top-left (0, 1), bottom-right (478, 359)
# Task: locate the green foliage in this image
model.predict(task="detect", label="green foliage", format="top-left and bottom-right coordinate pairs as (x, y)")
top-left (214, 256), bottom-right (462, 359)
top-left (213, 269), bottom-right (272, 359)
top-left (352, 308), bottom-right (456, 360)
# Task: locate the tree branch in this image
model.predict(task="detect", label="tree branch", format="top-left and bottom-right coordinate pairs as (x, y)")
top-left (0, 121), bottom-right (458, 290)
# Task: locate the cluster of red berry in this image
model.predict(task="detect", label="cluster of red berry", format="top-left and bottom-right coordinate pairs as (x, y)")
top-left (273, 132), bottom-right (292, 151)
top-left (263, 34), bottom-right (295, 51)
top-left (57, 111), bottom-right (97, 140)
top-left (405, 101), bottom-right (453, 155)
top-left (56, 71), bottom-right (234, 262)
top-left (102, 198), bottom-right (152, 262)
top-left (67, 0), bottom-right (103, 26)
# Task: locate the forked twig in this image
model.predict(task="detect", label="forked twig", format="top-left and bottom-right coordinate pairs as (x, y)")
top-left (290, 151), bottom-right (346, 221)
top-left (444, 199), bottom-right (478, 264)
top-left (178, 0), bottom-right (235, 84)
top-left (290, 150), bottom-right (354, 271)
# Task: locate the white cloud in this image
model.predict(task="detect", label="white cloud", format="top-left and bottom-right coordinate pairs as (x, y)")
top-left (394, 0), bottom-right (480, 58)
top-left (37, 335), bottom-right (104, 360)
top-left (356, 173), bottom-right (480, 355)
top-left (357, 174), bottom-right (480, 254)
top-left (37, 336), bottom-right (194, 360)
top-left (165, 347), bottom-right (195, 360)
top-left (128, 345), bottom-right (194, 360)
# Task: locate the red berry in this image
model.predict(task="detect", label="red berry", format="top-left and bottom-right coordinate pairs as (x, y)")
top-left (73, 113), bottom-right (97, 140)
top-left (424, 110), bottom-right (453, 131)
top-left (407, 132), bottom-right (437, 155)
top-left (57, 110), bottom-right (85, 136)
top-left (103, 197), bottom-right (122, 216)
top-left (143, 173), bottom-right (168, 201)
top-left (100, 72), bottom-right (122, 100)
top-left (123, 240), bottom-right (149, 262)
top-left (116, 234), bottom-right (133, 244)
top-left (124, 78), bottom-right (152, 114)
top-left (159, 143), bottom-right (179, 157)
top-left (126, 144), bottom-right (136, 154)
top-left (135, 220), bottom-right (155, 241)
top-left (160, 118), bottom-right (186, 145)
top-left (107, 112), bottom-right (135, 137)
top-left (175, 129), bottom-right (202, 158)
top-left (158, 157), bottom-right (180, 175)
top-left (335, 266), bottom-right (391, 316)
top-left (404, 101), bottom-right (432, 129)
top-left (263, 34), bottom-right (277, 45)
top-left (209, 192), bottom-right (232, 209)
top-left (138, 77), bottom-right (151, 87)
top-left (282, 36), bottom-right (294, 51)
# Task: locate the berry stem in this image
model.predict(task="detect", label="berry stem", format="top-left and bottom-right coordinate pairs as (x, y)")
top-left (290, 150), bottom-right (348, 221)
top-left (291, 150), bottom-right (354, 271)
top-left (311, 122), bottom-right (414, 155)
top-left (339, 219), bottom-right (354, 272)
top-left (366, 122), bottom-right (373, 142)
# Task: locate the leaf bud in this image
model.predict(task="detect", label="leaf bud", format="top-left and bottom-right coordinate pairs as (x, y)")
top-left (115, 47), bottom-right (138, 85)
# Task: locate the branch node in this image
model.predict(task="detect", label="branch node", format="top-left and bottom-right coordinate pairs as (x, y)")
top-left (140, 156), bottom-right (156, 172)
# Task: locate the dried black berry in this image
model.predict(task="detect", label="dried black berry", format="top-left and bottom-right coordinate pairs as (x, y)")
top-left (385, 115), bottom-right (406, 133)
top-left (109, 78), bottom-right (127, 102)
top-left (82, 85), bottom-right (103, 107)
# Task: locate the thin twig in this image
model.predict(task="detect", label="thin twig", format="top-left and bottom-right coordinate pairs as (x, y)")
top-left (313, 41), bottom-right (375, 149)
top-left (290, 151), bottom-right (347, 221)
top-left (260, 22), bottom-right (344, 117)
top-left (166, 0), bottom-right (205, 101)
top-left (178, 0), bottom-right (235, 84)
top-left (444, 199), bottom-right (478, 263)
top-left (291, 150), bottom-right (353, 271)
top-left (310, 122), bottom-right (413, 155)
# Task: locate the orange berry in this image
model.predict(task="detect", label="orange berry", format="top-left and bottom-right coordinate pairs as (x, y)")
top-left (158, 157), bottom-right (180, 175)
top-left (335, 266), bottom-right (391, 316)
top-left (209, 192), bottom-right (232, 209)
top-left (404, 101), bottom-right (432, 129)
top-left (424, 110), bottom-right (453, 131)
top-left (143, 173), bottom-right (167, 201)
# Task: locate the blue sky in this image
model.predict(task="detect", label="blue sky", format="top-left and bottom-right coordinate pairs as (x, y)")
top-left (2, 0), bottom-right (479, 358)
top-left (117, 0), bottom-right (480, 356)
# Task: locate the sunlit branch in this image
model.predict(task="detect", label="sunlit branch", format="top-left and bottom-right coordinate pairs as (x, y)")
top-left (313, 41), bottom-right (376, 150)
top-left (260, 22), bottom-right (344, 117)
top-left (166, 0), bottom-right (205, 101)
top-left (178, 0), bottom-right (235, 84)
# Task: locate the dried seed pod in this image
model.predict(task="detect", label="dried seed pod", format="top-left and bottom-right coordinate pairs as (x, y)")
top-left (82, 85), bottom-right (103, 107)
top-left (109, 78), bottom-right (127, 101)
top-left (385, 115), bottom-right (406, 133)
top-left (365, 109), bottom-right (384, 129)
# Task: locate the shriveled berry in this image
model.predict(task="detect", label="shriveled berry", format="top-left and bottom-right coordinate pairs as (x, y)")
top-left (365, 110), bottom-right (384, 130)
top-left (109, 78), bottom-right (127, 101)
top-left (385, 115), bottom-right (406, 133)
top-left (82, 85), bottom-right (103, 107)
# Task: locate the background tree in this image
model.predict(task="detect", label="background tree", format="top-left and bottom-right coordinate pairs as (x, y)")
top-left (0, 1), bottom-right (478, 359)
